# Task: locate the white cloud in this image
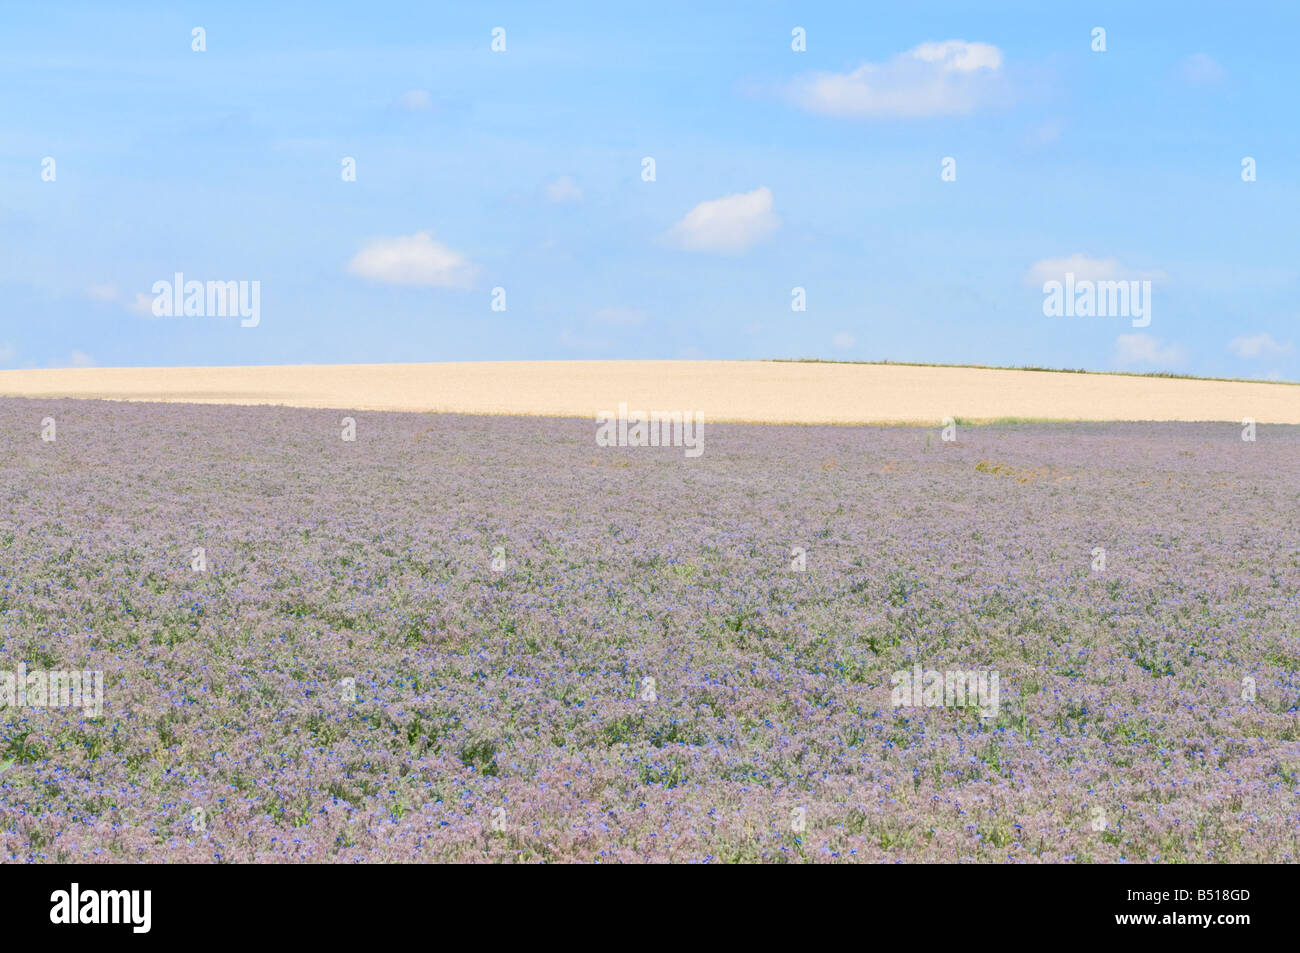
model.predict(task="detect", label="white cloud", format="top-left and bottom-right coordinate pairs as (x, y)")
top-left (1025, 254), bottom-right (1166, 287)
top-left (48, 350), bottom-right (95, 368)
top-left (86, 283), bottom-right (163, 317)
top-left (667, 186), bottom-right (779, 254)
top-left (1025, 119), bottom-right (1064, 146)
top-left (346, 232), bottom-right (477, 288)
top-left (395, 89), bottom-right (434, 112)
top-left (1228, 332), bottom-right (1293, 359)
top-left (832, 332), bottom-right (856, 350)
top-left (592, 307), bottom-right (646, 327)
top-left (544, 176), bottom-right (583, 204)
top-left (0, 342), bottom-right (15, 363)
top-left (1114, 333), bottom-right (1186, 367)
top-left (558, 328), bottom-right (614, 354)
top-left (128, 292), bottom-right (157, 316)
top-left (788, 40), bottom-right (1004, 118)
top-left (1180, 53), bottom-right (1226, 86)
top-left (910, 40), bottom-right (1003, 71)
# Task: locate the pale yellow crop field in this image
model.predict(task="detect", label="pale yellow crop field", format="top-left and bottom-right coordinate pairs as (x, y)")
top-left (0, 361), bottom-right (1295, 425)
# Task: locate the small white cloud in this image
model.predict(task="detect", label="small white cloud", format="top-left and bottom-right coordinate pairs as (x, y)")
top-left (544, 176), bottom-right (584, 204)
top-left (832, 332), bottom-right (856, 350)
top-left (910, 40), bottom-right (1003, 72)
top-left (49, 350), bottom-right (95, 368)
top-left (592, 307), bottom-right (646, 327)
top-left (1025, 119), bottom-right (1064, 146)
top-left (1025, 254), bottom-right (1166, 287)
top-left (668, 186), bottom-right (779, 254)
top-left (788, 39), bottom-right (1004, 118)
top-left (86, 283), bottom-right (118, 301)
top-left (128, 292), bottom-right (157, 316)
top-left (1180, 53), bottom-right (1226, 86)
top-left (1114, 333), bottom-right (1186, 367)
top-left (1027, 254), bottom-right (1123, 285)
top-left (395, 89), bottom-right (434, 112)
top-left (346, 231), bottom-right (477, 288)
top-left (0, 342), bottom-right (15, 363)
top-left (558, 328), bottom-right (613, 354)
top-left (1228, 332), bottom-right (1293, 359)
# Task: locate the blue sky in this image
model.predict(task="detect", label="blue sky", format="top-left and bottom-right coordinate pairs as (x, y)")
top-left (2, 1), bottom-right (1297, 379)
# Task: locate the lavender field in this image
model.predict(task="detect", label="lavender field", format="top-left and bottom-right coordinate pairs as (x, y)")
top-left (1, 397), bottom-right (1297, 863)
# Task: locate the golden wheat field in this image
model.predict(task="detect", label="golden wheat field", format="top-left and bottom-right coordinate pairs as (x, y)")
top-left (0, 361), bottom-right (1295, 424)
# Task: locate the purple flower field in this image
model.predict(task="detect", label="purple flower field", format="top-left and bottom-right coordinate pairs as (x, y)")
top-left (1, 398), bottom-right (1297, 863)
